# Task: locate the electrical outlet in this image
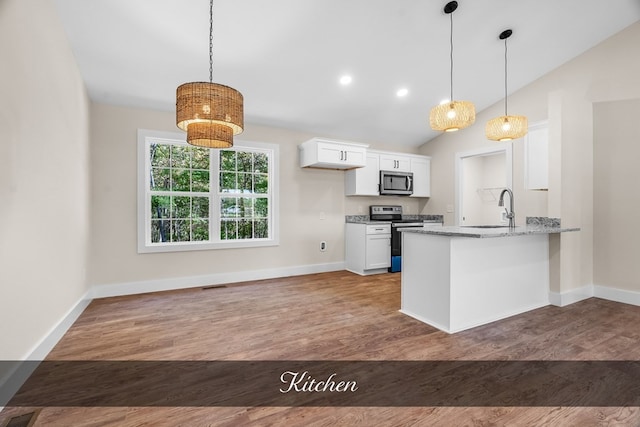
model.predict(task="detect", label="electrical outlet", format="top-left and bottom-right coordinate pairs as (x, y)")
top-left (320, 241), bottom-right (327, 252)
top-left (446, 204), bottom-right (454, 213)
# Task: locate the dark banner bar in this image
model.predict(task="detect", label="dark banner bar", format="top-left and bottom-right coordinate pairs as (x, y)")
top-left (2, 361), bottom-right (640, 407)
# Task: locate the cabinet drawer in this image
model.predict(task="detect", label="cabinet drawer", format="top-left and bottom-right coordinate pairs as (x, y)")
top-left (366, 224), bottom-right (391, 235)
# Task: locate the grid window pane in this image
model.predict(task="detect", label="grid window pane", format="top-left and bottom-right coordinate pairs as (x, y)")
top-left (151, 168), bottom-right (170, 191)
top-left (151, 196), bottom-right (171, 219)
top-left (150, 144), bottom-right (170, 167)
top-left (238, 219), bottom-right (253, 239)
top-left (220, 172), bottom-right (237, 192)
top-left (192, 170), bottom-right (210, 192)
top-left (254, 153), bottom-right (268, 173)
top-left (220, 151), bottom-right (236, 171)
top-left (254, 219), bottom-right (268, 238)
top-left (151, 219), bottom-right (170, 243)
top-left (172, 169), bottom-right (190, 192)
top-left (220, 219), bottom-right (237, 240)
top-left (221, 198), bottom-right (238, 218)
top-left (255, 198), bottom-right (268, 217)
top-left (171, 220), bottom-right (190, 241)
top-left (171, 145), bottom-right (190, 168)
top-left (173, 196), bottom-right (191, 219)
top-left (237, 151), bottom-right (253, 173)
top-left (192, 148), bottom-right (210, 169)
top-left (192, 197), bottom-right (209, 218)
top-left (254, 174), bottom-right (268, 194)
top-left (145, 138), bottom-right (273, 248)
top-left (192, 219), bottom-right (209, 241)
top-left (239, 173), bottom-right (253, 193)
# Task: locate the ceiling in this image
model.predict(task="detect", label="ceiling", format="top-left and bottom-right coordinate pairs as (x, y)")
top-left (52, 0), bottom-right (640, 148)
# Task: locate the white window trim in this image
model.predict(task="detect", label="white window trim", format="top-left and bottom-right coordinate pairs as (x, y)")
top-left (137, 129), bottom-right (280, 253)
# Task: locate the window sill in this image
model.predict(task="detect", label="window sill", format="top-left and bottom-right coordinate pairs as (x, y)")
top-left (137, 238), bottom-right (280, 254)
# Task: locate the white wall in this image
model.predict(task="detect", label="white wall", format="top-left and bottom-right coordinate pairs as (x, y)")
top-left (0, 0), bottom-right (90, 359)
top-left (88, 104), bottom-right (348, 290)
top-left (87, 103), bottom-right (428, 291)
top-left (420, 22), bottom-right (640, 293)
top-left (593, 99), bottom-right (640, 292)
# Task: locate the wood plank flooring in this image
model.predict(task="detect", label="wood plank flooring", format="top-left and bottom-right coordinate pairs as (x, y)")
top-left (2, 271), bottom-right (640, 426)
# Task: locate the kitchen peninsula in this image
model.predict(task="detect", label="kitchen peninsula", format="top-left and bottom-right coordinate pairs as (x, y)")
top-left (399, 218), bottom-right (579, 333)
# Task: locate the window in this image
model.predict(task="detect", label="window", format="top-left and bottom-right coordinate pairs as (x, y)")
top-left (138, 130), bottom-right (279, 253)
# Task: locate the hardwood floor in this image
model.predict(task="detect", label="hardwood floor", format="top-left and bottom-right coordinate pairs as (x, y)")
top-left (2, 271), bottom-right (640, 426)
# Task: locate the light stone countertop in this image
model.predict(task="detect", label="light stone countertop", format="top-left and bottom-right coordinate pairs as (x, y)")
top-left (399, 224), bottom-right (579, 238)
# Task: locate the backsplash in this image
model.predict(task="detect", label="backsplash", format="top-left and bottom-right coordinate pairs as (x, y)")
top-left (526, 217), bottom-right (561, 227)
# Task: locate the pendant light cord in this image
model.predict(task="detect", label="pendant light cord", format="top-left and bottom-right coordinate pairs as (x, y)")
top-left (209, 0), bottom-right (214, 84)
top-left (504, 37), bottom-right (508, 116)
top-left (449, 11), bottom-right (454, 102)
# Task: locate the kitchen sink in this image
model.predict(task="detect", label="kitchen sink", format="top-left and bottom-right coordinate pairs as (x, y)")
top-left (461, 225), bottom-right (511, 228)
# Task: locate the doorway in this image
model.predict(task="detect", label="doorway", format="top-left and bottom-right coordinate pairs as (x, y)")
top-left (455, 144), bottom-right (513, 226)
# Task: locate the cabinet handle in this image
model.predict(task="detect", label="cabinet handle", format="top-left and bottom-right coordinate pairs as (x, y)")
top-left (344, 151), bottom-right (348, 161)
top-left (340, 150), bottom-right (343, 161)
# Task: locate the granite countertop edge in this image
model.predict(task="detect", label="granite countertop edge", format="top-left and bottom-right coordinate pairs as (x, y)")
top-left (399, 225), bottom-right (580, 238)
top-left (345, 214), bottom-right (444, 224)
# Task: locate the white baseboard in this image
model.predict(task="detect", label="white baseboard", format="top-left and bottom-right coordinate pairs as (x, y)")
top-left (594, 284), bottom-right (640, 307)
top-left (90, 262), bottom-right (346, 299)
top-left (549, 284), bottom-right (594, 307)
top-left (0, 291), bottom-right (91, 408)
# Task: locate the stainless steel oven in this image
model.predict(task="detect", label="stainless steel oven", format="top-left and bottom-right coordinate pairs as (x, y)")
top-left (369, 205), bottom-right (425, 272)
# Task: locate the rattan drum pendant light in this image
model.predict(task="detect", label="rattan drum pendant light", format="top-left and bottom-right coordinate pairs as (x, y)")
top-left (176, 0), bottom-right (243, 148)
top-left (486, 29), bottom-right (527, 141)
top-left (430, 1), bottom-right (475, 132)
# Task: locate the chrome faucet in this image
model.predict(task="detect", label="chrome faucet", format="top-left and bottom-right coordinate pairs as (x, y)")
top-left (498, 188), bottom-right (515, 229)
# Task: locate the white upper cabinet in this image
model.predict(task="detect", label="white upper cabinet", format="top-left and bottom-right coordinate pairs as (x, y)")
top-left (379, 153), bottom-right (411, 172)
top-left (299, 138), bottom-right (368, 169)
top-left (345, 152), bottom-right (380, 196)
top-left (345, 149), bottom-right (431, 198)
top-left (524, 121), bottom-right (549, 190)
top-left (409, 156), bottom-right (431, 198)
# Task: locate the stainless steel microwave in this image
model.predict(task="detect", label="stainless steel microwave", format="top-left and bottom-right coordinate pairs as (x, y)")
top-left (379, 170), bottom-right (413, 195)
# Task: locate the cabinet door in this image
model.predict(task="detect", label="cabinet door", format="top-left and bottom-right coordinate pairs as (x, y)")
top-left (365, 235), bottom-right (391, 269)
top-left (345, 153), bottom-right (380, 196)
top-left (300, 139), bottom-right (368, 169)
top-left (410, 157), bottom-right (431, 198)
top-left (316, 142), bottom-right (346, 164)
top-left (524, 122), bottom-right (548, 190)
top-left (342, 146), bottom-right (366, 166)
top-left (379, 154), bottom-right (411, 172)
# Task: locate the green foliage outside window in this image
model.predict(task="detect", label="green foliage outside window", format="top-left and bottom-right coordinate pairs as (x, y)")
top-left (219, 150), bottom-right (270, 240)
top-left (147, 142), bottom-right (270, 245)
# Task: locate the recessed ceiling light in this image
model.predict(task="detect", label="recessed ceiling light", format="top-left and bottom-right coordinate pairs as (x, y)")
top-left (397, 88), bottom-right (409, 97)
top-left (339, 75), bottom-right (353, 85)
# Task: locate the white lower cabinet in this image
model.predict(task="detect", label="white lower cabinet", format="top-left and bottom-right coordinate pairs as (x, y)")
top-left (345, 223), bottom-right (391, 275)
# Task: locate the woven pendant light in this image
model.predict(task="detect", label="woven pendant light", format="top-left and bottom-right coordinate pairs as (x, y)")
top-left (176, 0), bottom-right (243, 148)
top-left (430, 1), bottom-right (475, 132)
top-left (486, 29), bottom-right (527, 141)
